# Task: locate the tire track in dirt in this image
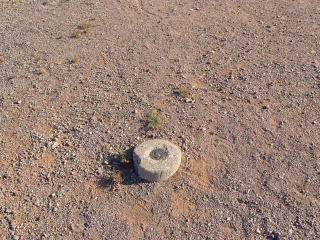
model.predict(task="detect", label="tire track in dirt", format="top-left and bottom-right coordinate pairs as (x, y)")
top-left (135, 0), bottom-right (160, 18)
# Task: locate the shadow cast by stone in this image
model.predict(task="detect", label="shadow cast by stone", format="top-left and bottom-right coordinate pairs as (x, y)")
top-left (97, 148), bottom-right (140, 189)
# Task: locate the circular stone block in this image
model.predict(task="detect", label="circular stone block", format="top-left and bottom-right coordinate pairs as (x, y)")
top-left (133, 139), bottom-right (182, 182)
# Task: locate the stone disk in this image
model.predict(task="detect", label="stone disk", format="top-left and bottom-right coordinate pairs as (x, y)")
top-left (133, 139), bottom-right (182, 182)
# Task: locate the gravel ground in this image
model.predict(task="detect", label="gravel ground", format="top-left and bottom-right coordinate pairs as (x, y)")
top-left (0, 0), bottom-right (320, 239)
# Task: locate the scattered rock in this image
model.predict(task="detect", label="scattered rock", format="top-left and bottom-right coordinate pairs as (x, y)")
top-left (51, 142), bottom-right (59, 149)
top-left (268, 231), bottom-right (280, 240)
top-left (34, 199), bottom-right (40, 206)
top-left (5, 209), bottom-right (13, 214)
top-left (184, 98), bottom-right (195, 103)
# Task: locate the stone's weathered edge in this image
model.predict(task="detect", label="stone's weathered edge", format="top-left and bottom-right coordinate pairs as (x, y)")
top-left (133, 139), bottom-right (182, 182)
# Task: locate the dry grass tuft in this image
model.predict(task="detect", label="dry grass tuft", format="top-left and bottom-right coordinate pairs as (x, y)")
top-left (74, 30), bottom-right (83, 38)
top-left (116, 150), bottom-right (133, 169)
top-left (173, 86), bottom-right (191, 97)
top-left (73, 23), bottom-right (92, 38)
top-left (81, 23), bottom-right (93, 29)
top-left (111, 171), bottom-right (124, 185)
top-left (144, 110), bottom-right (162, 130)
top-left (71, 58), bottom-right (79, 64)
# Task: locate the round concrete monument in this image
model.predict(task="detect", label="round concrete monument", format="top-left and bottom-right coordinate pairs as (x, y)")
top-left (133, 139), bottom-right (182, 182)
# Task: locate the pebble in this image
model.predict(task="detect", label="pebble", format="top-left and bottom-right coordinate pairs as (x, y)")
top-left (51, 142), bottom-right (59, 149)
top-left (10, 221), bottom-right (16, 229)
top-left (256, 228), bottom-right (261, 234)
top-left (184, 98), bottom-right (195, 103)
top-left (53, 207), bottom-right (58, 212)
top-left (13, 236), bottom-right (20, 240)
top-left (34, 199), bottom-right (40, 206)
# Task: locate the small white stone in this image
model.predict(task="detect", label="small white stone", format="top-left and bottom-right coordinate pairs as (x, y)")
top-left (51, 142), bottom-right (59, 149)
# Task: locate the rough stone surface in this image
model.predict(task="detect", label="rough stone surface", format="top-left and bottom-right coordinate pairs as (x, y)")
top-left (133, 139), bottom-right (182, 182)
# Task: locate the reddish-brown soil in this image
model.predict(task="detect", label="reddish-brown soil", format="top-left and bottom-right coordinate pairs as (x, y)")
top-left (0, 0), bottom-right (320, 239)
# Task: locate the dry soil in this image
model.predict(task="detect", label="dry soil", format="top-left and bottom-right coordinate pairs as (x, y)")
top-left (0, 0), bottom-right (320, 239)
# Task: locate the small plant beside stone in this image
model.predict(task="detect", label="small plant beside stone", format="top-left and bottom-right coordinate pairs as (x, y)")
top-left (115, 150), bottom-right (133, 169)
top-left (110, 170), bottom-right (124, 185)
top-left (97, 149), bottom-right (136, 190)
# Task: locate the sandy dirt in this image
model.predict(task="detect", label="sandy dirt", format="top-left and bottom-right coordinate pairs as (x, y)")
top-left (0, 0), bottom-right (320, 239)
